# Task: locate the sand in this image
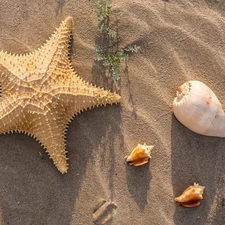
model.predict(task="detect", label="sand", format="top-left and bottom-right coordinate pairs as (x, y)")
top-left (0, 0), bottom-right (225, 224)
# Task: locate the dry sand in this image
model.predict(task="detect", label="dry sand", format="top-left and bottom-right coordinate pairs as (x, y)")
top-left (0, 0), bottom-right (225, 224)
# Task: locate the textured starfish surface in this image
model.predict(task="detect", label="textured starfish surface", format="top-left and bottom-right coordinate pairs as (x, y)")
top-left (0, 17), bottom-right (121, 174)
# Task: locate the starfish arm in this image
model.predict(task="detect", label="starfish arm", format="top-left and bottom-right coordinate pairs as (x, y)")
top-left (34, 17), bottom-right (74, 81)
top-left (0, 102), bottom-right (68, 173)
top-left (0, 17), bottom-right (73, 82)
top-left (50, 75), bottom-right (121, 121)
top-left (1, 109), bottom-right (68, 173)
top-left (30, 114), bottom-right (68, 174)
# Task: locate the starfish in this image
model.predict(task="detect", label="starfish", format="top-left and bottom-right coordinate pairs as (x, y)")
top-left (0, 17), bottom-right (121, 174)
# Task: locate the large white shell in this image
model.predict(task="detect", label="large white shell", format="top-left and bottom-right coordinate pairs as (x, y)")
top-left (173, 80), bottom-right (225, 137)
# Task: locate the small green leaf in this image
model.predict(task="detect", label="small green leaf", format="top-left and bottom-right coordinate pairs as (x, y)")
top-left (103, 0), bottom-right (109, 4)
top-left (112, 69), bottom-right (120, 81)
top-left (94, 53), bottom-right (107, 61)
top-left (117, 11), bottom-right (123, 18)
top-left (108, 30), bottom-right (115, 38)
top-left (38, 152), bottom-right (44, 159)
top-left (98, 20), bottom-right (105, 29)
top-left (125, 45), bottom-right (141, 53)
top-left (94, 45), bottom-right (100, 51)
top-left (121, 53), bottom-right (128, 60)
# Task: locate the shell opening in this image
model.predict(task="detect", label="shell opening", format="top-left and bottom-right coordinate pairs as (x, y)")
top-left (173, 81), bottom-right (191, 105)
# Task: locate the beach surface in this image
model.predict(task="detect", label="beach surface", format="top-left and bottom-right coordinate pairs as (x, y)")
top-left (0, 0), bottom-right (225, 224)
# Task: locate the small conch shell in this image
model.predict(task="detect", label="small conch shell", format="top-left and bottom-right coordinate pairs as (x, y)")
top-left (125, 143), bottom-right (154, 166)
top-left (173, 80), bottom-right (225, 137)
top-left (175, 183), bottom-right (205, 207)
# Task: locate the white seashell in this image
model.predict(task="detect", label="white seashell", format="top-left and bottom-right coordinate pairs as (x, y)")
top-left (173, 80), bottom-right (225, 137)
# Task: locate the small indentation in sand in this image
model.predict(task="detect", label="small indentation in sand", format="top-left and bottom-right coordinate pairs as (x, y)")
top-left (93, 199), bottom-right (117, 225)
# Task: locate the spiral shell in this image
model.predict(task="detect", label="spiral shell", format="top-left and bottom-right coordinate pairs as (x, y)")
top-left (175, 183), bottom-right (205, 207)
top-left (125, 143), bottom-right (154, 166)
top-left (173, 80), bottom-right (225, 137)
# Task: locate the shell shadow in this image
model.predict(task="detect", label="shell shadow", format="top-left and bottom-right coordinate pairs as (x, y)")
top-left (126, 162), bottom-right (152, 212)
top-left (171, 115), bottom-right (225, 224)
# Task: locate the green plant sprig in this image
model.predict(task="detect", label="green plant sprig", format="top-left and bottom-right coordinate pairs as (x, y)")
top-left (89, 0), bottom-right (140, 80)
top-left (94, 45), bottom-right (141, 80)
top-left (89, 0), bottom-right (115, 37)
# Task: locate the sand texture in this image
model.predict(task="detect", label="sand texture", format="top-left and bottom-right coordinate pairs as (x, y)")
top-left (0, 0), bottom-right (225, 224)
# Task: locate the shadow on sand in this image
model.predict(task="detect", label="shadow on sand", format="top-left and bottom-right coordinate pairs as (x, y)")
top-left (171, 115), bottom-right (225, 225)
